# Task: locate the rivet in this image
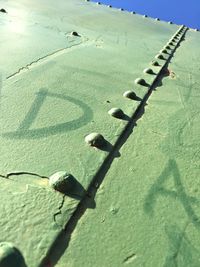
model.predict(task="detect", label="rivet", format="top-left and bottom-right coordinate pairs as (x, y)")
top-left (135, 78), bottom-right (147, 86)
top-left (151, 60), bottom-right (160, 66)
top-left (123, 91), bottom-right (138, 100)
top-left (108, 108), bottom-right (124, 118)
top-left (159, 49), bottom-right (168, 54)
top-left (164, 45), bottom-right (171, 50)
top-left (167, 41), bottom-right (174, 46)
top-left (71, 31), bottom-right (80, 37)
top-left (49, 171), bottom-right (76, 194)
top-left (155, 18), bottom-right (160, 21)
top-left (0, 242), bottom-right (26, 267)
top-left (0, 8), bottom-right (6, 13)
top-left (143, 68), bottom-right (154, 74)
top-left (85, 133), bottom-right (105, 147)
top-left (155, 54), bottom-right (165, 60)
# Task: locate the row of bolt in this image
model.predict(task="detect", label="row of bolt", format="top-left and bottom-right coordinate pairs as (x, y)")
top-left (84, 0), bottom-right (199, 31)
top-left (48, 26), bottom-right (187, 197)
top-left (0, 10), bottom-right (188, 267)
top-left (0, 24), bottom-right (188, 267)
top-left (84, 25), bottom-right (187, 149)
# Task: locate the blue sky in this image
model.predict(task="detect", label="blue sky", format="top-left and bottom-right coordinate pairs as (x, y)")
top-left (92, 0), bottom-right (200, 29)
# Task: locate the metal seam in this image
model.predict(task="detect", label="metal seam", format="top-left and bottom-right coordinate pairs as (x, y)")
top-left (38, 25), bottom-right (188, 267)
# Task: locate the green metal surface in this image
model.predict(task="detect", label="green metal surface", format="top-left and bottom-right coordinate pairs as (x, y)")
top-left (57, 29), bottom-right (200, 267)
top-left (0, 0), bottom-right (199, 266)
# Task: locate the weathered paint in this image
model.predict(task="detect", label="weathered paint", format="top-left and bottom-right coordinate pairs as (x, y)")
top-left (0, 0), bottom-right (199, 266)
top-left (56, 28), bottom-right (200, 267)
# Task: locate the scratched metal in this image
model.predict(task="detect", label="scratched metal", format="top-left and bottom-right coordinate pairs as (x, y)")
top-left (0, 0), bottom-right (183, 266)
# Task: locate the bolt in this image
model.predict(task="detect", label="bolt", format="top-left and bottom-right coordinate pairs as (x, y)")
top-left (151, 60), bottom-right (160, 66)
top-left (164, 45), bottom-right (171, 50)
top-left (0, 242), bottom-right (26, 267)
top-left (135, 78), bottom-right (147, 86)
top-left (108, 108), bottom-right (124, 118)
top-left (159, 49), bottom-right (168, 54)
top-left (155, 54), bottom-right (165, 60)
top-left (0, 8), bottom-right (6, 13)
top-left (123, 91), bottom-right (138, 100)
top-left (85, 133), bottom-right (105, 148)
top-left (143, 68), bottom-right (154, 74)
top-left (71, 31), bottom-right (80, 37)
top-left (49, 171), bottom-right (76, 194)
top-left (167, 41), bottom-right (174, 46)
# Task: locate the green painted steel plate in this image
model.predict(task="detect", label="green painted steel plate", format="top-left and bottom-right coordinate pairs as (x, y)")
top-left (56, 29), bottom-right (200, 267)
top-left (0, 0), bottom-right (199, 266)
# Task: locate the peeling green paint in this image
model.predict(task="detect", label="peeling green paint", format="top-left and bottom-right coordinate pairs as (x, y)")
top-left (0, 0), bottom-right (199, 266)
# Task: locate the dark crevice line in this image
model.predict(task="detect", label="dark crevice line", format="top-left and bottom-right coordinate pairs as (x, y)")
top-left (3, 171), bottom-right (48, 179)
top-left (6, 39), bottom-right (88, 80)
top-left (39, 26), bottom-right (188, 267)
top-left (53, 195), bottom-right (66, 227)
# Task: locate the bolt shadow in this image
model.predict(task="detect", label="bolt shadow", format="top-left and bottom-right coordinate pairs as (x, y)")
top-left (39, 28), bottom-right (189, 267)
top-left (149, 71), bottom-right (157, 76)
top-left (141, 81), bottom-right (150, 87)
top-left (132, 94), bottom-right (143, 101)
top-left (97, 140), bottom-right (121, 158)
top-left (121, 114), bottom-right (131, 121)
